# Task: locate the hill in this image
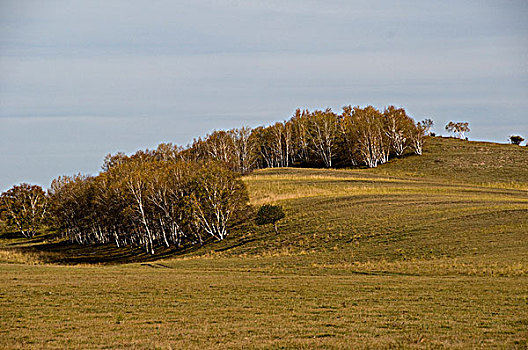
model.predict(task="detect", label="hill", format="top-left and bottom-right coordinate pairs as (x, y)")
top-left (374, 136), bottom-right (528, 185)
top-left (223, 136), bottom-right (528, 275)
top-left (2, 137), bottom-right (527, 270)
top-left (1, 137), bottom-right (527, 348)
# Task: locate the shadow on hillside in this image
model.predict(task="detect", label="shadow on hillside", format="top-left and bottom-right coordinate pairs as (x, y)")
top-left (0, 226), bottom-right (258, 265)
top-left (16, 239), bottom-right (211, 265)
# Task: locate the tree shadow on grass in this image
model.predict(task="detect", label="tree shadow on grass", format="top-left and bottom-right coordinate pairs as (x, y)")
top-left (21, 240), bottom-right (208, 265)
top-left (1, 224), bottom-right (259, 265)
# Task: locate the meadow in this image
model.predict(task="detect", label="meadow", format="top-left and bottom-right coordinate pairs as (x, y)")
top-left (1, 137), bottom-right (527, 348)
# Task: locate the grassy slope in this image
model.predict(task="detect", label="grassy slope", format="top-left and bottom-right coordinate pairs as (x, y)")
top-left (217, 137), bottom-right (528, 274)
top-left (1, 137), bottom-right (527, 349)
top-left (376, 137), bottom-right (528, 185)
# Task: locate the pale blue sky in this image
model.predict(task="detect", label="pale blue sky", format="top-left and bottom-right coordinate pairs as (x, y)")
top-left (1, 0), bottom-right (527, 191)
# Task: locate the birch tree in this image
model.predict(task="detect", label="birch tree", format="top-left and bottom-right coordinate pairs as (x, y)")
top-left (290, 109), bottom-right (311, 164)
top-left (445, 121), bottom-right (470, 139)
top-left (420, 118), bottom-right (434, 136)
top-left (229, 126), bottom-right (258, 174)
top-left (191, 161), bottom-right (249, 241)
top-left (383, 106), bottom-right (415, 157)
top-left (0, 183), bottom-right (47, 238)
top-left (349, 106), bottom-right (388, 167)
top-left (122, 161), bottom-right (156, 254)
top-left (251, 126), bottom-right (277, 168)
top-left (305, 108), bottom-right (340, 167)
top-left (411, 122), bottom-right (425, 155)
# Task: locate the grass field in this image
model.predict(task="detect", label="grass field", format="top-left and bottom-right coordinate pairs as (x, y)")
top-left (1, 137), bottom-right (527, 348)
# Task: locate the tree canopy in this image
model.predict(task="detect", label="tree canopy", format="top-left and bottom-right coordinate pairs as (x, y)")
top-left (189, 105), bottom-right (426, 170)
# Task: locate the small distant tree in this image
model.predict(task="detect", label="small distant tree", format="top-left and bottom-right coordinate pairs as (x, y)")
top-left (420, 118), bottom-right (434, 136)
top-left (256, 204), bottom-right (285, 234)
top-left (509, 135), bottom-right (524, 146)
top-left (445, 121), bottom-right (470, 139)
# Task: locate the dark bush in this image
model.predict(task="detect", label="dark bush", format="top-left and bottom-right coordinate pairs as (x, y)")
top-left (509, 135), bottom-right (524, 146)
top-left (256, 204), bottom-right (285, 234)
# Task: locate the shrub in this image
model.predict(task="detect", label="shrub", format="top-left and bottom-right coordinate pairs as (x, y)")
top-left (509, 135), bottom-right (524, 146)
top-left (256, 204), bottom-right (285, 234)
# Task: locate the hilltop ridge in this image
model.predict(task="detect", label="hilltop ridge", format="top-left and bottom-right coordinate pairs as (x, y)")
top-left (374, 137), bottom-right (528, 185)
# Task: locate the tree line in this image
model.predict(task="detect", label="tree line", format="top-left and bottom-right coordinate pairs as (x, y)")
top-left (48, 157), bottom-right (249, 254)
top-left (1, 155), bottom-right (250, 254)
top-left (187, 105), bottom-right (426, 172)
top-left (1, 105), bottom-right (428, 253)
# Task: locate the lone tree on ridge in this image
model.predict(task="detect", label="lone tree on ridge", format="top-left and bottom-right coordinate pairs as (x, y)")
top-left (420, 118), bottom-right (434, 136)
top-left (509, 135), bottom-right (524, 146)
top-left (445, 121), bottom-right (470, 139)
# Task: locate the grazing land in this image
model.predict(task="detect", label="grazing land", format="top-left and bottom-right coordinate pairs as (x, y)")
top-left (1, 137), bottom-right (527, 348)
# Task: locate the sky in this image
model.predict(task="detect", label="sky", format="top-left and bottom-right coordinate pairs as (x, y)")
top-left (1, 0), bottom-right (527, 191)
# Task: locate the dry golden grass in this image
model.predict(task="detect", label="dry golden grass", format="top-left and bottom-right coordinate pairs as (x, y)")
top-left (1, 263), bottom-right (527, 349)
top-left (1, 137), bottom-right (527, 348)
top-left (0, 248), bottom-right (50, 265)
top-left (312, 258), bottom-right (528, 277)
